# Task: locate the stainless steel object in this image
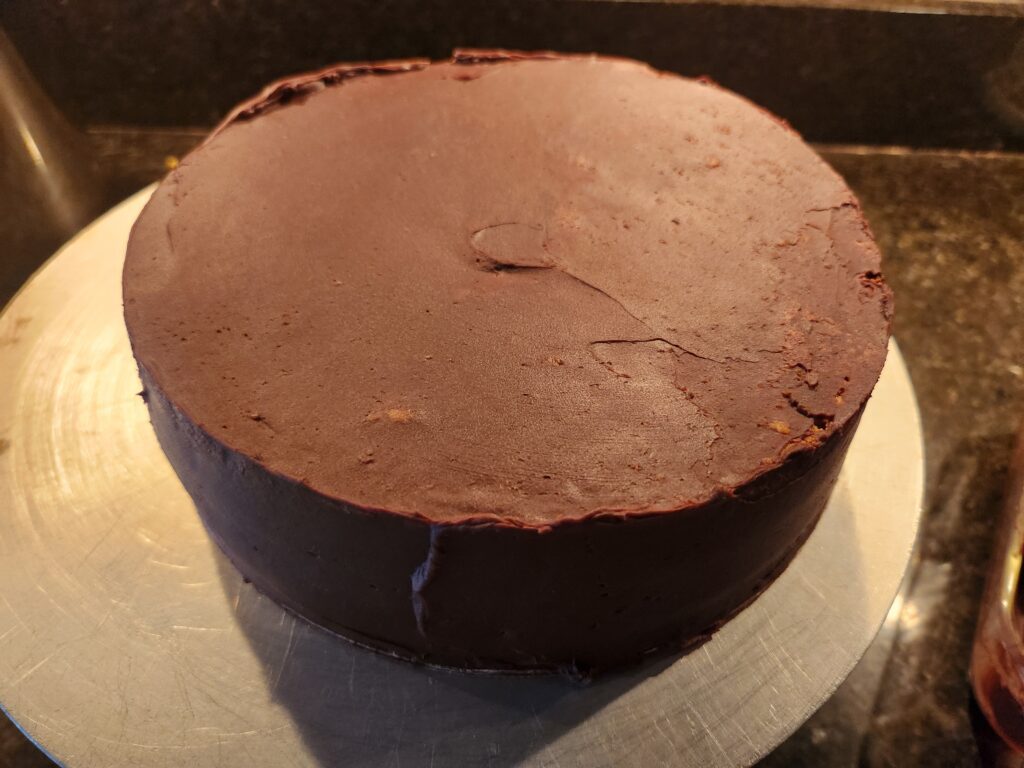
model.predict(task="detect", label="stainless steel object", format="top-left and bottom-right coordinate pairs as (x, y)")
top-left (0, 28), bottom-right (105, 286)
top-left (0, 188), bottom-right (923, 768)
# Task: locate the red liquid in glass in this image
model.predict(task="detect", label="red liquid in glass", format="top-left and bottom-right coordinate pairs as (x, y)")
top-left (972, 430), bottom-right (1024, 753)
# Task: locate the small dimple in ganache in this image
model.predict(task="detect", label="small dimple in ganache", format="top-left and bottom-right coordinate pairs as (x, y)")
top-left (123, 50), bottom-right (891, 673)
top-left (471, 223), bottom-right (553, 271)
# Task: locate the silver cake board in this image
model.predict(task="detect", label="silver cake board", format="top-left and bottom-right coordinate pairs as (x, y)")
top-left (0, 188), bottom-right (922, 768)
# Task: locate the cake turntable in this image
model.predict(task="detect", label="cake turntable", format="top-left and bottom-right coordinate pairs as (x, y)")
top-left (0, 188), bottom-right (922, 767)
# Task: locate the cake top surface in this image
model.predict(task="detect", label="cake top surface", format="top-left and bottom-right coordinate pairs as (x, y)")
top-left (124, 51), bottom-right (891, 527)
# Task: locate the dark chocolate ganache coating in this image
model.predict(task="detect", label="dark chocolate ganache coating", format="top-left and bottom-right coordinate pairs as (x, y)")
top-left (124, 50), bottom-right (892, 673)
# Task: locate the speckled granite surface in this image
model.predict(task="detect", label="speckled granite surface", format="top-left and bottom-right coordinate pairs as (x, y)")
top-left (769, 147), bottom-right (1024, 767)
top-left (1, 134), bottom-right (1023, 767)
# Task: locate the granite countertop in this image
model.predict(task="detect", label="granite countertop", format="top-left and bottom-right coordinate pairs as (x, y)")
top-left (1, 131), bottom-right (1023, 767)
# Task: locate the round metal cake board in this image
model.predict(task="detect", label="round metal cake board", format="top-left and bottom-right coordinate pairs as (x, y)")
top-left (0, 188), bottom-right (923, 768)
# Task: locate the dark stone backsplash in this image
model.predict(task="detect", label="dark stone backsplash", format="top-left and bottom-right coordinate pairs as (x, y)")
top-left (2, 0), bottom-right (1024, 150)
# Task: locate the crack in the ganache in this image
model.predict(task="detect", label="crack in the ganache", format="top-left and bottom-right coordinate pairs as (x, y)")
top-left (590, 336), bottom-right (763, 365)
top-left (590, 337), bottom-right (723, 364)
top-left (567, 277), bottom-right (667, 335)
top-left (805, 201), bottom-right (856, 215)
top-left (783, 391), bottom-right (835, 429)
top-left (472, 222), bottom-right (676, 345)
top-left (411, 525), bottom-right (444, 636)
top-left (513, 259), bottom-right (743, 364)
top-left (472, 222), bottom-right (767, 364)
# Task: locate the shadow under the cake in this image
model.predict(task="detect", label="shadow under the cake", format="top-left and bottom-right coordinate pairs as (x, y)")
top-left (209, 549), bottom-right (666, 767)
top-left (207, 478), bottom-right (871, 767)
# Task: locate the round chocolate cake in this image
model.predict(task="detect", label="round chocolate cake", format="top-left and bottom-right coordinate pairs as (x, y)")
top-left (124, 50), bottom-right (892, 674)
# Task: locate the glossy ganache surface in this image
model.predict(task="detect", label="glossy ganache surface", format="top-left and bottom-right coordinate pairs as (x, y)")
top-left (123, 51), bottom-right (891, 672)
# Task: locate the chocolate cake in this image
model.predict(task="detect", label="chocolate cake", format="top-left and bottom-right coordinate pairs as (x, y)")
top-left (123, 50), bottom-right (892, 674)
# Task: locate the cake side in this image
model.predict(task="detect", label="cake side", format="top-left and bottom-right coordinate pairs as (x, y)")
top-left (139, 360), bottom-right (861, 674)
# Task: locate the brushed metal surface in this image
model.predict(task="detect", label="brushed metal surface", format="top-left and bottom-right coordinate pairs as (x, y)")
top-left (0, 188), bottom-right (923, 768)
